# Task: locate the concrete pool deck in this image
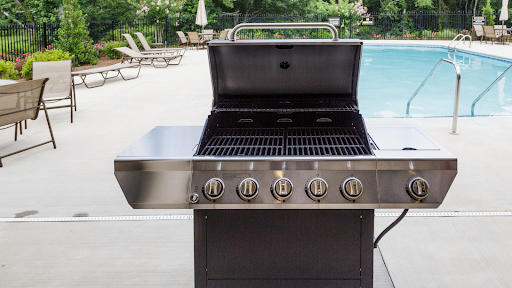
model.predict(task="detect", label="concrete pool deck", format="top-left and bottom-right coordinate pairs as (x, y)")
top-left (1, 40), bottom-right (512, 287)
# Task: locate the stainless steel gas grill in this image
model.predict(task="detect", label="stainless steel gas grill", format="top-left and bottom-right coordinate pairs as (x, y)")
top-left (114, 23), bottom-right (457, 287)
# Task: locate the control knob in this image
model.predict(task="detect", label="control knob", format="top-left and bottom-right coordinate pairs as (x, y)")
top-left (272, 178), bottom-right (293, 200)
top-left (407, 177), bottom-right (429, 200)
top-left (203, 178), bottom-right (225, 201)
top-left (306, 178), bottom-right (328, 200)
top-left (341, 177), bottom-right (363, 200)
top-left (237, 178), bottom-right (259, 201)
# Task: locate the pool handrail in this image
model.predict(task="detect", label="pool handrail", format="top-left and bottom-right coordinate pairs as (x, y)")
top-left (406, 59), bottom-right (461, 134)
top-left (471, 64), bottom-right (512, 117)
top-left (448, 34), bottom-right (472, 52)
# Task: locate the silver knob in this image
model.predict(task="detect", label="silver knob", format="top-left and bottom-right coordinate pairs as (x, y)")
top-left (306, 178), bottom-right (328, 200)
top-left (272, 178), bottom-right (293, 200)
top-left (407, 177), bottom-right (429, 200)
top-left (203, 178), bottom-right (224, 201)
top-left (341, 178), bottom-right (363, 200)
top-left (189, 193), bottom-right (199, 203)
top-left (237, 178), bottom-right (259, 201)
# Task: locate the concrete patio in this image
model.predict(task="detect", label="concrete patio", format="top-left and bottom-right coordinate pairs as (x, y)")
top-left (1, 40), bottom-right (512, 287)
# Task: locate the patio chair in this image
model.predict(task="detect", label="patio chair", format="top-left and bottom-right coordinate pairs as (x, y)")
top-left (114, 47), bottom-right (183, 68)
top-left (483, 25), bottom-right (501, 44)
top-left (217, 30), bottom-right (228, 41)
top-left (202, 29), bottom-right (215, 41)
top-left (134, 32), bottom-right (185, 56)
top-left (494, 25), bottom-right (510, 44)
top-left (177, 31), bottom-right (190, 48)
top-left (0, 78), bottom-right (56, 167)
top-left (187, 32), bottom-right (207, 50)
top-left (33, 60), bottom-right (76, 123)
top-left (473, 25), bottom-right (484, 43)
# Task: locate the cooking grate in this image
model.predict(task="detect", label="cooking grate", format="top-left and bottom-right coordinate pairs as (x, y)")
top-left (198, 127), bottom-right (370, 156)
top-left (215, 100), bottom-right (357, 112)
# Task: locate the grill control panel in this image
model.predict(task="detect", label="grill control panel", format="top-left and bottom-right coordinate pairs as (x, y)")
top-left (195, 172), bottom-right (377, 206)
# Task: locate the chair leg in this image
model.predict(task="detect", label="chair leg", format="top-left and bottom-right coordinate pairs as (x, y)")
top-left (42, 101), bottom-right (57, 149)
top-left (19, 121), bottom-right (22, 135)
top-left (24, 120), bottom-right (27, 129)
top-left (14, 122), bottom-right (18, 141)
top-left (72, 78), bottom-right (77, 112)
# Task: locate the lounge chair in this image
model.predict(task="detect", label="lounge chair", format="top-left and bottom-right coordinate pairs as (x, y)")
top-left (134, 32), bottom-right (185, 56)
top-left (473, 25), bottom-right (484, 43)
top-left (121, 34), bottom-right (179, 56)
top-left (33, 60), bottom-right (76, 123)
top-left (483, 26), bottom-right (501, 44)
top-left (187, 32), bottom-right (207, 50)
top-left (114, 47), bottom-right (183, 68)
top-left (71, 63), bottom-right (141, 88)
top-left (177, 31), bottom-right (190, 48)
top-left (0, 78), bottom-right (56, 167)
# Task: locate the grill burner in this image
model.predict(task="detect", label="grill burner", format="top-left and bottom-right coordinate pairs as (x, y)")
top-left (198, 127), bottom-right (370, 156)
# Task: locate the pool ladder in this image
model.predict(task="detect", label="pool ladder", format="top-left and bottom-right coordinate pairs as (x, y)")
top-left (471, 64), bottom-right (512, 116)
top-left (406, 59), bottom-right (461, 134)
top-left (448, 34), bottom-right (472, 52)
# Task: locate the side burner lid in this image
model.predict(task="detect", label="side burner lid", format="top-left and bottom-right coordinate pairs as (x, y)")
top-left (207, 39), bottom-right (363, 111)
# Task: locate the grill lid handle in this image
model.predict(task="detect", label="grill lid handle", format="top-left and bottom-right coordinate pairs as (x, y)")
top-left (228, 22), bottom-right (339, 42)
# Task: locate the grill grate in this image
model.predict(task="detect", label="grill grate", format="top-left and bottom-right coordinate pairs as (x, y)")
top-left (198, 127), bottom-right (370, 156)
top-left (215, 100), bottom-right (357, 112)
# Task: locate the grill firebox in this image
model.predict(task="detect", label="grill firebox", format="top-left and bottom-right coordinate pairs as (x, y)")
top-left (198, 127), bottom-right (370, 156)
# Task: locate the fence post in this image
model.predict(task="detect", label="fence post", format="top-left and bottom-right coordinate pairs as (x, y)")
top-left (111, 20), bottom-right (115, 41)
top-left (43, 22), bottom-right (47, 49)
top-left (165, 17), bottom-right (168, 47)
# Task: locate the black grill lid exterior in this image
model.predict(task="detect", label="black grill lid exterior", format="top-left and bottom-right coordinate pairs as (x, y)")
top-left (207, 39), bottom-right (363, 111)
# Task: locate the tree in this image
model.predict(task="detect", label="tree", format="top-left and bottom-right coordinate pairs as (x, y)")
top-left (55, 0), bottom-right (99, 65)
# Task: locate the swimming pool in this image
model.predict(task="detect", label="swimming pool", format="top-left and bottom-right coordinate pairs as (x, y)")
top-left (358, 46), bottom-right (512, 118)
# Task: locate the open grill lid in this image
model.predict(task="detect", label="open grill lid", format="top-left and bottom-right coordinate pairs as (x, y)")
top-left (207, 27), bottom-right (363, 112)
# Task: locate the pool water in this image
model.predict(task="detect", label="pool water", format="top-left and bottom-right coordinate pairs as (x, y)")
top-left (358, 46), bottom-right (512, 118)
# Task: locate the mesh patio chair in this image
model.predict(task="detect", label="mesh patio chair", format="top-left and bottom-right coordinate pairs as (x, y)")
top-left (33, 60), bottom-right (76, 123)
top-left (134, 32), bottom-right (185, 56)
top-left (217, 30), bottom-right (228, 41)
top-left (114, 47), bottom-right (183, 68)
top-left (187, 32), bottom-right (207, 50)
top-left (483, 25), bottom-right (501, 44)
top-left (473, 25), bottom-right (484, 43)
top-left (0, 78), bottom-right (56, 167)
top-left (177, 31), bottom-right (190, 49)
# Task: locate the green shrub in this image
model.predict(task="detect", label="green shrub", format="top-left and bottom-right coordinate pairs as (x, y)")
top-left (54, 0), bottom-right (98, 66)
top-left (482, 0), bottom-right (495, 26)
top-left (104, 41), bottom-right (127, 59)
top-left (21, 49), bottom-right (74, 80)
top-left (0, 60), bottom-right (19, 80)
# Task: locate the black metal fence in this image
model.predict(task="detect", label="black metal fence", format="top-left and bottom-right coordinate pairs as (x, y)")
top-left (1, 12), bottom-right (510, 62)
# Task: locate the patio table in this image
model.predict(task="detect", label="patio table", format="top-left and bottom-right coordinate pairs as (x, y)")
top-left (0, 79), bottom-right (18, 86)
top-left (198, 32), bottom-right (217, 41)
top-left (495, 27), bottom-right (512, 45)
